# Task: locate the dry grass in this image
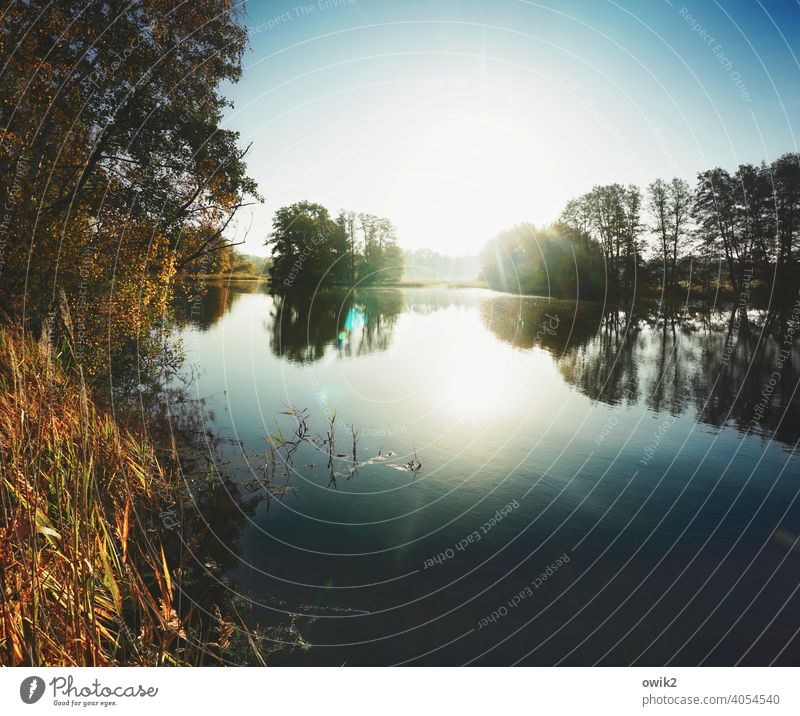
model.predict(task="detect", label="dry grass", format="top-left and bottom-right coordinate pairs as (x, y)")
top-left (0, 326), bottom-right (203, 666)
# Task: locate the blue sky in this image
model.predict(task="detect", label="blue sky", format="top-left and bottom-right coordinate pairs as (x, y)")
top-left (221, 0), bottom-right (800, 255)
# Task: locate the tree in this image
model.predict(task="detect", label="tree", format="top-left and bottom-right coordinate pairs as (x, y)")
top-left (560, 184), bottom-right (643, 291)
top-left (735, 163), bottom-right (774, 270)
top-left (337, 210), bottom-right (360, 282)
top-left (480, 223), bottom-right (606, 298)
top-left (0, 0), bottom-right (259, 376)
top-left (267, 202), bottom-right (404, 288)
top-left (771, 154), bottom-right (800, 282)
top-left (647, 177), bottom-right (692, 290)
top-left (648, 179), bottom-right (671, 289)
top-left (584, 185), bottom-right (625, 276)
top-left (620, 184), bottom-right (645, 290)
top-left (693, 168), bottom-right (754, 293)
top-left (496, 156), bottom-right (800, 301)
top-left (359, 216), bottom-right (404, 283)
top-left (561, 196), bottom-right (594, 237)
top-left (267, 202), bottom-right (347, 288)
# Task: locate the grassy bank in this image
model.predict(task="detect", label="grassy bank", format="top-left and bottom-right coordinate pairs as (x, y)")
top-left (0, 327), bottom-right (229, 666)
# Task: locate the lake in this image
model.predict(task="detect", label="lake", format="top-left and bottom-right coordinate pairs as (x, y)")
top-left (170, 281), bottom-right (800, 665)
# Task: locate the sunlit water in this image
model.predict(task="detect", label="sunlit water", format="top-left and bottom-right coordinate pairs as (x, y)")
top-left (171, 282), bottom-right (800, 665)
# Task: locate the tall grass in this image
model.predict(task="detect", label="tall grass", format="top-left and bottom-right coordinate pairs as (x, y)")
top-left (0, 326), bottom-right (209, 666)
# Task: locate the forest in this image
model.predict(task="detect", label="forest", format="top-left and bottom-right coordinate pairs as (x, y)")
top-left (481, 156), bottom-right (800, 300)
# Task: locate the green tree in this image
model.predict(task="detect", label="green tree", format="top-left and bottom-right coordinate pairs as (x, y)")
top-left (337, 210), bottom-right (360, 282)
top-left (267, 203), bottom-right (403, 288)
top-left (267, 201), bottom-right (348, 288)
top-left (563, 184), bottom-right (643, 289)
top-left (480, 223), bottom-right (605, 298)
top-left (356, 214), bottom-right (404, 282)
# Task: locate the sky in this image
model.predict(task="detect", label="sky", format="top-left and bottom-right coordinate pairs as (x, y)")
top-left (221, 0), bottom-right (800, 256)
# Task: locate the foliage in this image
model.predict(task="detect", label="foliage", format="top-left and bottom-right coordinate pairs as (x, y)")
top-left (560, 184), bottom-right (645, 291)
top-left (267, 201), bottom-right (348, 287)
top-left (480, 223), bottom-right (606, 298)
top-left (267, 202), bottom-right (404, 288)
top-left (0, 0), bottom-right (260, 377)
top-left (494, 153), bottom-right (800, 299)
top-left (646, 177), bottom-right (692, 290)
top-left (348, 212), bottom-right (405, 284)
top-left (202, 247), bottom-right (271, 277)
top-left (0, 0), bottom-right (265, 667)
top-left (693, 156), bottom-right (800, 292)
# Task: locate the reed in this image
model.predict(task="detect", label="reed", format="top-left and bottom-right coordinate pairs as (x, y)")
top-left (0, 326), bottom-right (216, 666)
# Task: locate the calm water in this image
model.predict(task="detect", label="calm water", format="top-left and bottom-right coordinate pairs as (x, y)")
top-left (171, 282), bottom-right (800, 665)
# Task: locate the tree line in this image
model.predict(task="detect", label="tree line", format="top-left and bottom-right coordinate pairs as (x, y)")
top-left (267, 201), bottom-right (404, 288)
top-left (205, 247), bottom-right (271, 277)
top-left (481, 153), bottom-right (800, 299)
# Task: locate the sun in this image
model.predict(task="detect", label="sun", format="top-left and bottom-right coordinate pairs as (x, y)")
top-left (398, 116), bottom-right (551, 255)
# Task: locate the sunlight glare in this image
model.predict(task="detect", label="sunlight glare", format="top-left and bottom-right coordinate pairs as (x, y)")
top-left (400, 117), bottom-right (552, 255)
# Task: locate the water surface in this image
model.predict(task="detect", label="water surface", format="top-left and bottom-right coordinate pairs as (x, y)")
top-left (172, 282), bottom-right (800, 665)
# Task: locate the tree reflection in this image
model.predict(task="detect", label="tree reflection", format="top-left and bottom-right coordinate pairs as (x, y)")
top-left (559, 307), bottom-right (642, 406)
top-left (268, 288), bottom-right (404, 363)
top-left (483, 295), bottom-right (800, 445)
top-left (174, 280), bottom-right (265, 332)
top-left (691, 307), bottom-right (800, 444)
top-left (480, 295), bottom-right (602, 355)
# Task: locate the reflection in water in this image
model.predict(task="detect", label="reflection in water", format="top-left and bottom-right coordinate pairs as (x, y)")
top-left (480, 295), bottom-right (603, 355)
top-left (175, 280), bottom-right (265, 331)
top-left (694, 308), bottom-right (800, 445)
top-left (185, 284), bottom-right (800, 447)
top-left (269, 288), bottom-right (404, 363)
top-left (482, 294), bottom-right (800, 445)
top-left (174, 285), bottom-right (800, 665)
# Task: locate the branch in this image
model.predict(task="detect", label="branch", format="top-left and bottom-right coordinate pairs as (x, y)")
top-left (175, 205), bottom-right (244, 269)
